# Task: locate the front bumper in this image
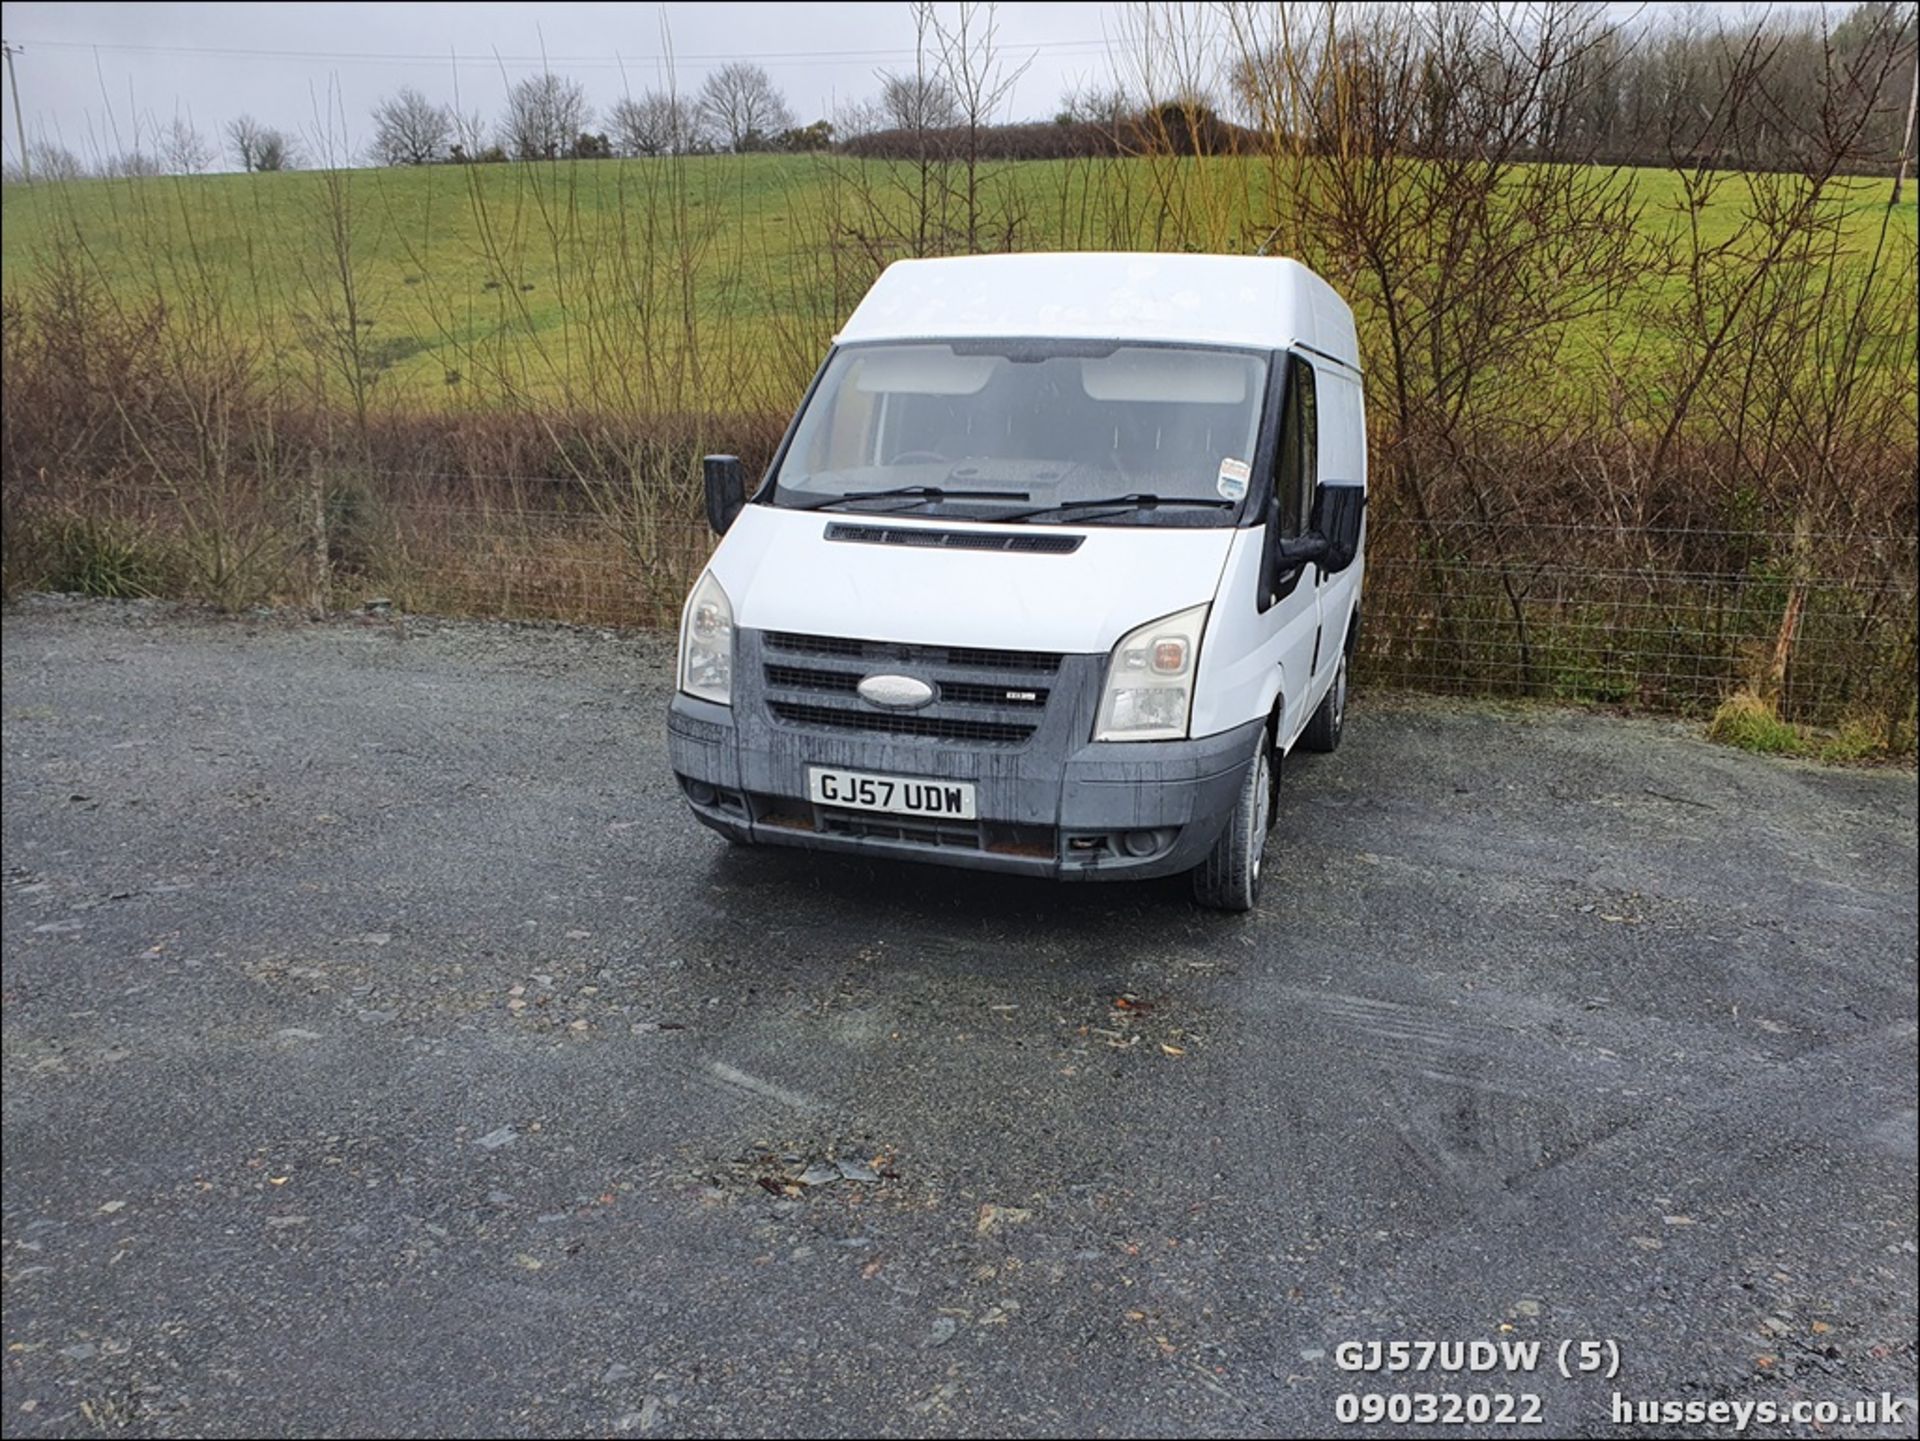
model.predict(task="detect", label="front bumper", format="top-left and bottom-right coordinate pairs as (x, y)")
top-left (667, 689), bottom-right (1262, 882)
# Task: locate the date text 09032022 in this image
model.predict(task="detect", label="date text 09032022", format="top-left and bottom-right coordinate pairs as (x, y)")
top-left (1336, 1392), bottom-right (1544, 1426)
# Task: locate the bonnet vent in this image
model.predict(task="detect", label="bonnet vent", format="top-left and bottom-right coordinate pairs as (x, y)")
top-left (823, 522), bottom-right (1082, 555)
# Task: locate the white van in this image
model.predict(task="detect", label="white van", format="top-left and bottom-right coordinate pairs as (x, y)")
top-left (669, 253), bottom-right (1365, 910)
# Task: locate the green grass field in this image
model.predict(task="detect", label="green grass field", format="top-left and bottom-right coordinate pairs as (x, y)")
top-left (3, 153), bottom-right (1914, 410)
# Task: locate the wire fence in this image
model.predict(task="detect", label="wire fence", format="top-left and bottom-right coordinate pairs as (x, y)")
top-left (329, 486), bottom-right (1915, 742)
top-left (9, 474), bottom-right (1916, 747)
top-left (1358, 539), bottom-right (1916, 727)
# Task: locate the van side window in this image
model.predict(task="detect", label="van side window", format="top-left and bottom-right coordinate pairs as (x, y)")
top-left (1275, 355), bottom-right (1318, 537)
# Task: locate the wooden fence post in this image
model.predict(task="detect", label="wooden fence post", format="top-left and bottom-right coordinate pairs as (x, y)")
top-left (307, 450), bottom-right (330, 618)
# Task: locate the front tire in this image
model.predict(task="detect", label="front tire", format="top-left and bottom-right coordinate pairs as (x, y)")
top-left (1191, 734), bottom-right (1274, 913)
top-left (1299, 651), bottom-right (1348, 754)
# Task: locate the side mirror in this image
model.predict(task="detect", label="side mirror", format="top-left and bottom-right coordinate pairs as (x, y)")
top-left (1309, 482), bottom-right (1366, 573)
top-left (703, 454), bottom-right (747, 535)
top-left (1273, 531), bottom-right (1330, 568)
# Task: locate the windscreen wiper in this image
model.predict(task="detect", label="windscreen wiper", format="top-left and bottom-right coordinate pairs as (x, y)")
top-left (793, 485), bottom-right (1031, 512)
top-left (998, 493), bottom-right (1239, 521)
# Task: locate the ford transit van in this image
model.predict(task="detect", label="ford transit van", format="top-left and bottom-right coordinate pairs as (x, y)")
top-left (668, 253), bottom-right (1366, 911)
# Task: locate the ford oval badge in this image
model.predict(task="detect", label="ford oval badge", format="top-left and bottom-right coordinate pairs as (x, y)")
top-left (857, 674), bottom-right (935, 710)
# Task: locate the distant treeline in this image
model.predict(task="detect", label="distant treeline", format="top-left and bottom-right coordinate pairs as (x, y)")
top-left (842, 107), bottom-right (1265, 162)
top-left (7, 1), bottom-right (1910, 179)
top-left (1286, 0), bottom-right (1917, 175)
top-left (848, 1), bottom-right (1916, 174)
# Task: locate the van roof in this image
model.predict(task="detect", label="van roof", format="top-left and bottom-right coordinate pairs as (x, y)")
top-left (835, 252), bottom-right (1360, 367)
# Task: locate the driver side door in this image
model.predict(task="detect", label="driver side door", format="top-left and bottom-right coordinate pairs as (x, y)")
top-left (1258, 353), bottom-right (1324, 748)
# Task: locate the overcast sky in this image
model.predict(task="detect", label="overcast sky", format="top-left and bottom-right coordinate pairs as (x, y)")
top-left (0, 1), bottom-right (1151, 166)
top-left (0, 2), bottom-right (1850, 170)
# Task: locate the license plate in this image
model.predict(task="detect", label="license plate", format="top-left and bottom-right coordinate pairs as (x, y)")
top-left (807, 767), bottom-right (976, 820)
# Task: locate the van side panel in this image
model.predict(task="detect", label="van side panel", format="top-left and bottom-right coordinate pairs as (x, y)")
top-left (1191, 528), bottom-right (1288, 740)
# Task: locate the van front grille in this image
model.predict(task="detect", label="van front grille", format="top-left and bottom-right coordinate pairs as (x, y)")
top-left (764, 663), bottom-right (859, 697)
top-left (764, 632), bottom-right (1063, 674)
top-left (758, 630), bottom-right (1064, 747)
top-left (763, 663), bottom-right (1049, 712)
top-left (768, 700), bottom-right (1036, 747)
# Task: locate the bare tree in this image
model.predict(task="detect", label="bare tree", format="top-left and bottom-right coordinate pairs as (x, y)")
top-left (371, 86), bottom-right (451, 166)
top-left (449, 107), bottom-right (490, 159)
top-left (611, 90), bottom-right (690, 156)
top-left (32, 140), bottom-right (85, 180)
top-left (159, 114), bottom-right (214, 173)
top-left (224, 116), bottom-right (299, 173)
top-left (100, 149), bottom-right (163, 178)
top-left (1225, 0), bottom-right (1914, 172)
top-left (878, 70), bottom-right (959, 131)
top-left (502, 72), bottom-right (592, 161)
top-left (1223, 1), bottom-right (1651, 687)
top-left (930, 1), bottom-right (1032, 251)
top-left (253, 127), bottom-right (299, 172)
top-left (1055, 82), bottom-right (1133, 128)
top-left (832, 95), bottom-right (887, 140)
top-left (226, 114), bottom-right (265, 171)
top-left (696, 63), bottom-right (793, 151)
top-left (820, 1), bottom-right (951, 263)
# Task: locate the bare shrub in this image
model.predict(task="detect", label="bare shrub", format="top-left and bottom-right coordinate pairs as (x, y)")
top-left (1, 240), bottom-right (301, 607)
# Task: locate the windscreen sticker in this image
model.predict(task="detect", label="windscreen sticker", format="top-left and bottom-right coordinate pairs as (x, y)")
top-left (1216, 458), bottom-right (1251, 501)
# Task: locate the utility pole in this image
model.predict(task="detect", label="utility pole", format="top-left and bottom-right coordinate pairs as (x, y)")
top-left (1895, 58), bottom-right (1918, 207)
top-left (2, 41), bottom-right (26, 184)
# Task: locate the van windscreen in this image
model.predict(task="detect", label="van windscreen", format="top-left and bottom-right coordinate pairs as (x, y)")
top-left (769, 341), bottom-right (1269, 526)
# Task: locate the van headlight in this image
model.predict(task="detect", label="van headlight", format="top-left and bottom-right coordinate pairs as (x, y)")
top-left (1095, 603), bottom-right (1209, 741)
top-left (678, 570), bottom-right (734, 705)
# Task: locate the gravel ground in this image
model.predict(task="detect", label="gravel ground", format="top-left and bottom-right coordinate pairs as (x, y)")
top-left (3, 595), bottom-right (1916, 1439)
